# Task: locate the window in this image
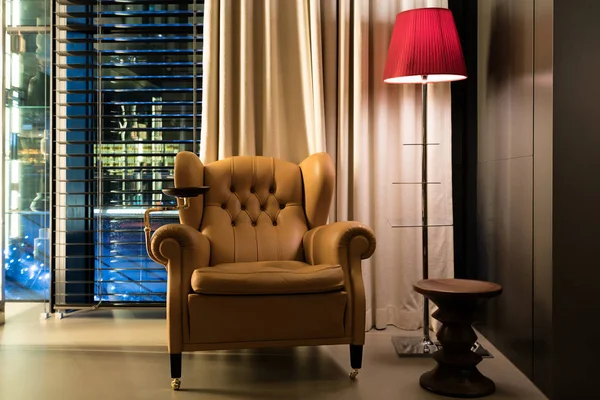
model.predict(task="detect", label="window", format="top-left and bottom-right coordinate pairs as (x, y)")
top-left (53, 0), bottom-right (202, 308)
top-left (2, 0), bottom-right (51, 301)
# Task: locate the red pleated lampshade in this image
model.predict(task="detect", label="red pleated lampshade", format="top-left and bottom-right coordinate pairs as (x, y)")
top-left (383, 7), bottom-right (467, 84)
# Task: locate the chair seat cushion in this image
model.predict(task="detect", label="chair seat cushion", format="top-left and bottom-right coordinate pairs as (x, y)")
top-left (191, 261), bottom-right (344, 295)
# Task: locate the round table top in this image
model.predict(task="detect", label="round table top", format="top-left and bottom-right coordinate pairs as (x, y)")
top-left (414, 279), bottom-right (502, 298)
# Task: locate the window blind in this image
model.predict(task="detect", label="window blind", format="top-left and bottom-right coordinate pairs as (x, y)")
top-left (52, 0), bottom-right (203, 309)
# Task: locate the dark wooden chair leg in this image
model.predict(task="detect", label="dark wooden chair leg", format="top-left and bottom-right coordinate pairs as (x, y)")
top-left (350, 344), bottom-right (363, 369)
top-left (349, 344), bottom-right (363, 379)
top-left (170, 353), bottom-right (182, 378)
top-left (170, 353), bottom-right (182, 390)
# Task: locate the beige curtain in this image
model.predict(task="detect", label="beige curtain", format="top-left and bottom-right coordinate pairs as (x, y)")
top-left (201, 0), bottom-right (455, 331)
top-left (201, 0), bottom-right (326, 164)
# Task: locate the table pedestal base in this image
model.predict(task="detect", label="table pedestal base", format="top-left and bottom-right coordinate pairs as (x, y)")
top-left (420, 364), bottom-right (495, 398)
top-left (413, 279), bottom-right (502, 398)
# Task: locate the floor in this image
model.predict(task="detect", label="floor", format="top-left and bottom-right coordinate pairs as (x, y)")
top-left (0, 303), bottom-right (547, 400)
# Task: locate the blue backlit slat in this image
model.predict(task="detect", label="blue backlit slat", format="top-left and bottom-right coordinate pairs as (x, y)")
top-left (53, 0), bottom-right (203, 306)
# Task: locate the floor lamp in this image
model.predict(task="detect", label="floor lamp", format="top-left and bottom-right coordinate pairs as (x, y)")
top-left (383, 8), bottom-right (467, 356)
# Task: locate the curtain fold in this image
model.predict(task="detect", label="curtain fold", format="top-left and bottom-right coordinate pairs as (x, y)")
top-left (201, 0), bottom-right (326, 164)
top-left (201, 0), bottom-right (454, 331)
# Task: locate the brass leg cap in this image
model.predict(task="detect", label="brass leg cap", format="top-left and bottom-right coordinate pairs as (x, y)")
top-left (171, 378), bottom-right (181, 390)
top-left (349, 369), bottom-right (359, 379)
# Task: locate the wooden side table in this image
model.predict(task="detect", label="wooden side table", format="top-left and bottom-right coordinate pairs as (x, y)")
top-left (414, 279), bottom-right (502, 398)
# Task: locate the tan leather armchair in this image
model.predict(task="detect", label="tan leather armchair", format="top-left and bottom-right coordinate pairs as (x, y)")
top-left (146, 151), bottom-right (376, 390)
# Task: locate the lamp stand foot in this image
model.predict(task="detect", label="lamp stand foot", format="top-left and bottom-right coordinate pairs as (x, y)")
top-left (392, 335), bottom-right (439, 357)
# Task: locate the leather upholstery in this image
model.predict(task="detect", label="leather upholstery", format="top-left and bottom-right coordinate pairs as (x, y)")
top-left (147, 151), bottom-right (376, 354)
top-left (299, 152), bottom-right (335, 229)
top-left (200, 156), bottom-right (307, 265)
top-left (188, 291), bottom-right (348, 344)
top-left (191, 261), bottom-right (344, 295)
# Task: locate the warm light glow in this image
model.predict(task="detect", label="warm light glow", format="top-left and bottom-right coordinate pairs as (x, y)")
top-left (137, 142), bottom-right (144, 163)
top-left (94, 208), bottom-right (178, 216)
top-left (12, 0), bottom-right (21, 27)
top-left (384, 74), bottom-right (467, 84)
top-left (10, 103), bottom-right (20, 133)
top-left (11, 53), bottom-right (20, 88)
top-left (9, 207), bottom-right (19, 238)
top-left (10, 160), bottom-right (19, 184)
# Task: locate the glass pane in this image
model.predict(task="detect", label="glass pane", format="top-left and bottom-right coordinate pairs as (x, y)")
top-left (93, 4), bottom-right (201, 302)
top-left (3, 0), bottom-right (51, 300)
top-left (54, 1), bottom-right (202, 305)
top-left (6, 0), bottom-right (50, 27)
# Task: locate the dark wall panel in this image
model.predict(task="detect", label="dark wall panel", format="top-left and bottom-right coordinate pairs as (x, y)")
top-left (532, 0), bottom-right (553, 396)
top-left (448, 0), bottom-right (478, 280)
top-left (477, 0), bottom-right (535, 378)
top-left (476, 1), bottom-right (600, 397)
top-left (553, 1), bottom-right (600, 398)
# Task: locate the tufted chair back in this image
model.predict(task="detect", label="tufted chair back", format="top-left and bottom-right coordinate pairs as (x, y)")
top-left (174, 152), bottom-right (334, 266)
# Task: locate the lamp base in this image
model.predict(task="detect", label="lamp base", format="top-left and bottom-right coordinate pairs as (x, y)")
top-left (472, 341), bottom-right (493, 358)
top-left (392, 336), bottom-right (493, 358)
top-left (392, 335), bottom-right (439, 357)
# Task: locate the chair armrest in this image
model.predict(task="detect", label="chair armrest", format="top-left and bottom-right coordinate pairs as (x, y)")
top-left (303, 221), bottom-right (376, 267)
top-left (150, 224), bottom-right (211, 268)
top-left (150, 224), bottom-right (210, 354)
top-left (303, 221), bottom-right (375, 344)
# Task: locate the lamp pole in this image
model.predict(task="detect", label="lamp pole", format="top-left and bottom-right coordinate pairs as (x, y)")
top-left (420, 78), bottom-right (434, 348)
